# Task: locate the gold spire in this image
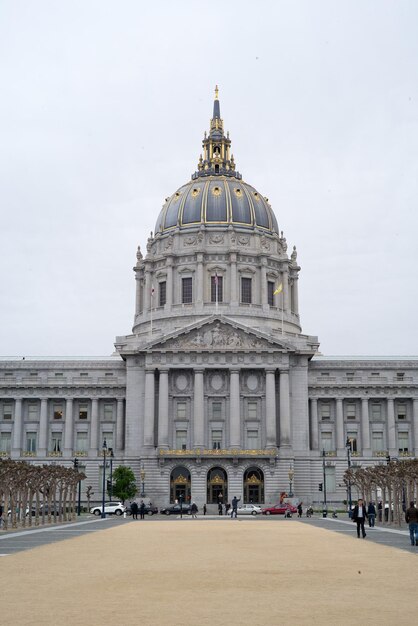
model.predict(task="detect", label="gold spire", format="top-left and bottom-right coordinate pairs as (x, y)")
top-left (214, 85), bottom-right (219, 100)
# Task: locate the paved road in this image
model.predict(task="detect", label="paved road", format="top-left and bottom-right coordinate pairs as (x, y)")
top-left (0, 513), bottom-right (416, 557)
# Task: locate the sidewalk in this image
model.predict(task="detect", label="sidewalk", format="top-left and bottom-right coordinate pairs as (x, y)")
top-left (1, 518), bottom-right (417, 625)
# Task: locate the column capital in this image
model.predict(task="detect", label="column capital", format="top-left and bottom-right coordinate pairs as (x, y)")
top-left (265, 368), bottom-right (277, 375)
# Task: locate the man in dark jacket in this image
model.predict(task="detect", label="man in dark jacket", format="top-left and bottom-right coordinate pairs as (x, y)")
top-left (367, 502), bottom-right (376, 527)
top-left (130, 501), bottom-right (139, 520)
top-left (405, 501), bottom-right (418, 546)
top-left (231, 496), bottom-right (241, 519)
top-left (139, 500), bottom-right (146, 520)
top-left (352, 498), bottom-right (368, 538)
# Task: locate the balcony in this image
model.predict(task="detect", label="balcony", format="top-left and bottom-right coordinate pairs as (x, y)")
top-left (158, 448), bottom-right (275, 458)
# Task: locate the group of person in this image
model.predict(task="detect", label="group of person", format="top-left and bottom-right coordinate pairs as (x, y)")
top-left (129, 500), bottom-right (147, 520)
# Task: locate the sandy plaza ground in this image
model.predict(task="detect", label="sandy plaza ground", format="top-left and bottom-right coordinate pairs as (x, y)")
top-left (1, 518), bottom-right (417, 626)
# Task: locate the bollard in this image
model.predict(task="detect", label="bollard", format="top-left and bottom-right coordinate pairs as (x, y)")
top-left (123, 512), bottom-right (127, 519)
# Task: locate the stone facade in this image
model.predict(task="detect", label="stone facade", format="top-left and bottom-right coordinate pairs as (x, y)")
top-left (1, 91), bottom-right (417, 508)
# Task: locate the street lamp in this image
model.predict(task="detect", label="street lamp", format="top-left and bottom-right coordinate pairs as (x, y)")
top-left (346, 437), bottom-right (352, 517)
top-left (73, 457), bottom-right (81, 516)
top-left (322, 450), bottom-right (328, 517)
top-left (288, 465), bottom-right (294, 498)
top-left (108, 448), bottom-right (114, 500)
top-left (140, 464), bottom-right (146, 497)
top-left (101, 439), bottom-right (107, 519)
top-left (179, 493), bottom-right (183, 519)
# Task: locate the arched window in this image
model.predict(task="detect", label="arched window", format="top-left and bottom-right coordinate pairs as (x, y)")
top-left (243, 467), bottom-right (264, 504)
top-left (170, 466), bottom-right (191, 503)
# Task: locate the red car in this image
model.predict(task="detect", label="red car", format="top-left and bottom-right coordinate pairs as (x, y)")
top-left (262, 503), bottom-right (298, 515)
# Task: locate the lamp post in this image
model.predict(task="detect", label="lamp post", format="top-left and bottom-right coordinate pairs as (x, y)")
top-left (140, 465), bottom-right (146, 498)
top-left (108, 448), bottom-right (114, 500)
top-left (179, 493), bottom-right (183, 519)
top-left (346, 437), bottom-right (352, 517)
top-left (101, 439), bottom-right (107, 519)
top-left (288, 465), bottom-right (294, 498)
top-left (322, 450), bottom-right (327, 517)
top-left (73, 457), bottom-right (81, 516)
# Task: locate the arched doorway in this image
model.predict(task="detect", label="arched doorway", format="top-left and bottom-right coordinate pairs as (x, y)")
top-left (170, 466), bottom-right (191, 503)
top-left (243, 467), bottom-right (264, 503)
top-left (207, 467), bottom-right (228, 504)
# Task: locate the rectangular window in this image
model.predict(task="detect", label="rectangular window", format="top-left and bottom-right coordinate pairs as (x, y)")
top-left (26, 432), bottom-right (37, 453)
top-left (182, 277), bottom-right (193, 304)
top-left (211, 275), bottom-right (223, 303)
top-left (80, 372), bottom-right (88, 378)
top-left (176, 402), bottom-right (187, 419)
top-left (159, 281), bottom-right (167, 307)
top-left (371, 372), bottom-right (380, 378)
top-left (372, 431), bottom-right (384, 452)
top-left (346, 404), bottom-right (356, 420)
top-left (371, 403), bottom-right (382, 420)
top-left (76, 432), bottom-right (88, 452)
top-left (5, 372), bottom-right (13, 378)
top-left (398, 432), bottom-right (409, 453)
top-left (30, 372), bottom-right (38, 378)
top-left (0, 432), bottom-right (11, 453)
top-left (28, 403), bottom-right (39, 420)
top-left (103, 404), bottom-right (114, 420)
top-left (55, 372), bottom-right (63, 378)
top-left (347, 433), bottom-right (357, 453)
top-left (175, 429), bottom-right (187, 450)
top-left (247, 428), bottom-right (259, 449)
top-left (346, 372), bottom-right (354, 381)
top-left (247, 402), bottom-right (258, 419)
top-left (212, 402), bottom-right (222, 419)
top-left (321, 372), bottom-right (329, 378)
top-left (320, 403), bottom-right (331, 420)
top-left (325, 466), bottom-right (336, 493)
top-left (396, 372), bottom-right (404, 381)
top-left (103, 432), bottom-right (113, 451)
top-left (211, 429), bottom-right (222, 450)
top-left (241, 277), bottom-right (252, 304)
top-left (79, 404), bottom-right (88, 420)
top-left (3, 404), bottom-right (12, 420)
top-left (105, 372), bottom-right (113, 378)
top-left (321, 432), bottom-right (332, 452)
top-left (397, 404), bottom-right (407, 420)
top-left (53, 404), bottom-right (63, 420)
top-left (267, 281), bottom-right (275, 307)
top-left (50, 433), bottom-right (62, 453)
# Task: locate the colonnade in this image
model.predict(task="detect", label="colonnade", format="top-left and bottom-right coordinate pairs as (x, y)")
top-left (142, 367), bottom-right (291, 450)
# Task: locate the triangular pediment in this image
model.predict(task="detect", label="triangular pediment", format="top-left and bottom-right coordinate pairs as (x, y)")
top-left (146, 316), bottom-right (295, 352)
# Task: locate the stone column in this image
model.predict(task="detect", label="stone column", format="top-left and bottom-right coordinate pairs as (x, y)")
top-left (158, 369), bottom-right (169, 448)
top-left (292, 276), bottom-right (299, 314)
top-left (230, 253), bottom-right (238, 305)
top-left (135, 273), bottom-right (141, 317)
top-left (38, 398), bottom-right (48, 456)
top-left (387, 398), bottom-right (396, 452)
top-left (116, 399), bottom-right (124, 452)
top-left (166, 259), bottom-right (173, 311)
top-left (89, 398), bottom-right (99, 455)
top-left (413, 399), bottom-right (418, 453)
top-left (310, 398), bottom-right (319, 450)
top-left (265, 369), bottom-right (276, 448)
top-left (193, 369), bottom-right (205, 448)
top-left (144, 369), bottom-right (155, 447)
top-left (144, 267), bottom-right (151, 312)
top-left (279, 370), bottom-right (291, 447)
top-left (11, 398), bottom-right (23, 458)
top-left (63, 398), bottom-right (74, 458)
top-left (196, 254), bottom-right (203, 305)
top-left (336, 398), bottom-right (344, 452)
top-left (361, 398), bottom-right (371, 453)
top-left (260, 260), bottom-right (267, 307)
top-left (283, 268), bottom-right (290, 313)
top-left (229, 369), bottom-right (241, 448)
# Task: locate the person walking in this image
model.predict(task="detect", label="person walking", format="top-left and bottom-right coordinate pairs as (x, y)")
top-left (203, 504), bottom-right (207, 516)
top-left (297, 502), bottom-right (303, 518)
top-left (139, 500), bottom-right (146, 520)
top-left (405, 501), bottom-right (418, 546)
top-left (231, 496), bottom-right (240, 519)
top-left (352, 498), bottom-right (368, 538)
top-left (191, 502), bottom-right (198, 519)
top-left (130, 501), bottom-right (139, 520)
top-left (367, 501), bottom-right (376, 527)
top-left (218, 502), bottom-right (223, 516)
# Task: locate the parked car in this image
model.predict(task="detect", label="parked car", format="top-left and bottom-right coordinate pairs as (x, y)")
top-left (90, 501), bottom-right (126, 516)
top-left (126, 503), bottom-right (159, 516)
top-left (262, 503), bottom-right (298, 515)
top-left (235, 504), bottom-right (263, 516)
top-left (160, 503), bottom-right (192, 516)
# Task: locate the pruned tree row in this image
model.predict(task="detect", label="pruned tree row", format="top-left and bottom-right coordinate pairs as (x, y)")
top-left (0, 459), bottom-right (85, 531)
top-left (344, 458), bottom-right (418, 526)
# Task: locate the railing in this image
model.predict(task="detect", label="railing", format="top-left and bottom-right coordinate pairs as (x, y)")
top-left (159, 448), bottom-right (274, 457)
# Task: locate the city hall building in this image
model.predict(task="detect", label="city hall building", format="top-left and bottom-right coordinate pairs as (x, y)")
top-left (1, 91), bottom-right (417, 508)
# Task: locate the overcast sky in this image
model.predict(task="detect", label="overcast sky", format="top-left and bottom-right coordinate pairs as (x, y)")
top-left (1, 1), bottom-right (417, 358)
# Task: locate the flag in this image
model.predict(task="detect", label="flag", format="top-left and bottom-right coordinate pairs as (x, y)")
top-left (273, 283), bottom-right (283, 295)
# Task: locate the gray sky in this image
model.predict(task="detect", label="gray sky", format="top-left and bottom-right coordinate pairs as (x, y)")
top-left (1, 1), bottom-right (417, 357)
